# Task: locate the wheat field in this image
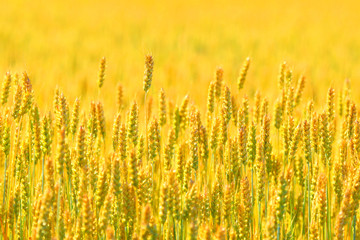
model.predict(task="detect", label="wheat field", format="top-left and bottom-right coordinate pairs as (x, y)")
top-left (1, 0), bottom-right (360, 239)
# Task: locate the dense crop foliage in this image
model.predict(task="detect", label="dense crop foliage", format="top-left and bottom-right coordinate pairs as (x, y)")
top-left (1, 1), bottom-right (360, 239)
top-left (0, 55), bottom-right (359, 240)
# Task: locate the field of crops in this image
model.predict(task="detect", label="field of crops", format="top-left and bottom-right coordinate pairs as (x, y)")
top-left (1, 0), bottom-right (360, 239)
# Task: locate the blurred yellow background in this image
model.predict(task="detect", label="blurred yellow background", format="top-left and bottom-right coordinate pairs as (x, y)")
top-left (1, 0), bottom-right (359, 111)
